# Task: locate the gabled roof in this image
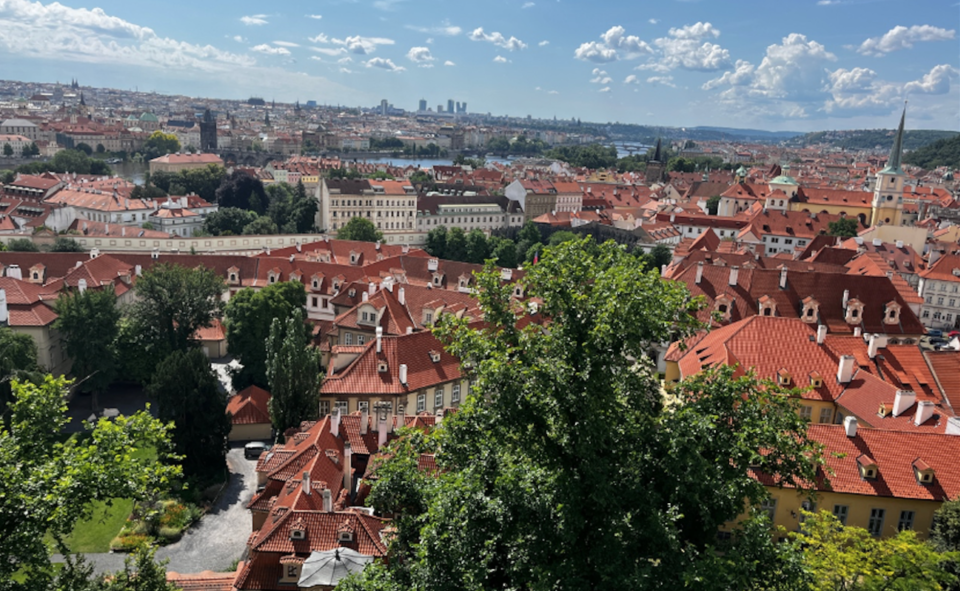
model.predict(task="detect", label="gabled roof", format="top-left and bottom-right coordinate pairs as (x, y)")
top-left (227, 385), bottom-right (271, 425)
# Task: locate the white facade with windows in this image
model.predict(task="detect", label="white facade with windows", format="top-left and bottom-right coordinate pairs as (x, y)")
top-left (918, 275), bottom-right (960, 330)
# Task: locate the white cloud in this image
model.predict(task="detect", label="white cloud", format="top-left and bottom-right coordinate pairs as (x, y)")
top-left (649, 18), bottom-right (659, 24)
top-left (232, 35), bottom-right (246, 43)
top-left (547, 90), bottom-right (559, 95)
top-left (538, 40), bottom-right (549, 46)
top-left (310, 33), bottom-right (395, 55)
top-left (306, 14), bottom-right (323, 19)
top-left (624, 74), bottom-right (639, 84)
top-left (425, 38), bottom-right (434, 44)
top-left (240, 14), bottom-right (268, 26)
top-left (590, 68), bottom-right (612, 84)
top-left (338, 57), bottom-right (353, 64)
top-left (310, 56), bottom-right (324, 61)
top-left (470, 27), bottom-right (527, 51)
top-left (340, 67), bottom-right (353, 74)
top-left (365, 57), bottom-right (404, 71)
top-left (406, 22), bottom-right (462, 36)
top-left (444, 60), bottom-right (455, 66)
top-left (574, 25), bottom-right (651, 63)
top-left (273, 41), bottom-right (299, 48)
top-left (0, 0), bottom-right (255, 71)
top-left (406, 46), bottom-right (435, 63)
top-left (647, 75), bottom-right (676, 87)
top-left (826, 67), bottom-right (877, 93)
top-left (373, 0), bottom-right (405, 10)
top-left (251, 44), bottom-right (290, 55)
top-left (598, 86), bottom-right (611, 93)
top-left (701, 59), bottom-right (754, 89)
top-left (493, 55), bottom-right (510, 63)
top-left (904, 64), bottom-right (959, 94)
top-left (310, 47), bottom-right (346, 56)
top-left (817, 0), bottom-right (840, 5)
top-left (856, 25), bottom-right (956, 56)
top-left (522, 2), bottom-right (535, 7)
top-left (641, 22), bottom-right (730, 72)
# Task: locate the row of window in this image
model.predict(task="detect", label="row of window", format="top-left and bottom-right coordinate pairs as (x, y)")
top-left (762, 499), bottom-right (916, 536)
top-left (922, 310), bottom-right (955, 323)
top-left (331, 199), bottom-right (416, 207)
top-left (798, 406), bottom-right (834, 424)
top-left (318, 385), bottom-right (464, 416)
top-left (924, 297), bottom-right (959, 307)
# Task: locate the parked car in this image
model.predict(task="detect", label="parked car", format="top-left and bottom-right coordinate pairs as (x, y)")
top-left (244, 441), bottom-right (269, 459)
top-left (928, 329), bottom-right (943, 338)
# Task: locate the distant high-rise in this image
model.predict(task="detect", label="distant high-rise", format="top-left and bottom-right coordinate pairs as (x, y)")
top-left (418, 98), bottom-right (427, 112)
top-left (438, 104), bottom-right (444, 113)
top-left (461, 102), bottom-right (467, 114)
top-left (380, 99), bottom-right (388, 115)
top-left (455, 101), bottom-right (461, 114)
top-left (447, 99), bottom-right (454, 114)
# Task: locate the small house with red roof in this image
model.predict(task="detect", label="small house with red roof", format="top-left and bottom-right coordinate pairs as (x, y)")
top-left (227, 385), bottom-right (273, 441)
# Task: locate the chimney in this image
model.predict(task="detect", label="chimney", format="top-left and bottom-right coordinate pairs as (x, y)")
top-left (362, 292), bottom-right (368, 302)
top-left (376, 326), bottom-right (383, 353)
top-left (378, 416), bottom-right (388, 447)
top-left (930, 250), bottom-right (941, 266)
top-left (398, 287), bottom-right (405, 305)
top-left (368, 281), bottom-right (376, 295)
top-left (399, 364), bottom-right (408, 385)
top-left (854, 327), bottom-right (862, 338)
top-left (816, 324), bottom-right (827, 345)
top-left (837, 355), bottom-right (855, 384)
top-left (779, 267), bottom-right (788, 289)
top-left (135, 264), bottom-right (142, 277)
top-left (695, 261), bottom-right (704, 285)
top-left (302, 471), bottom-right (311, 495)
top-left (872, 238), bottom-right (882, 247)
top-left (728, 266), bottom-right (739, 287)
top-left (7, 265), bottom-right (22, 280)
top-left (322, 488), bottom-right (332, 512)
top-left (843, 415), bottom-right (858, 438)
top-left (895, 240), bottom-right (904, 249)
top-left (331, 406), bottom-right (341, 437)
top-left (360, 406), bottom-right (368, 435)
top-left (915, 401), bottom-right (936, 426)
top-left (343, 441), bottom-right (352, 494)
top-left (0, 289), bottom-right (7, 325)
top-left (892, 390), bottom-right (917, 417)
top-left (867, 334), bottom-right (880, 359)
top-left (842, 289), bottom-right (849, 308)
top-left (78, 278), bottom-right (87, 294)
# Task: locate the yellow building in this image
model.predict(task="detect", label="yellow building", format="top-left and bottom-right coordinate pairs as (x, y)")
top-left (870, 107), bottom-right (907, 227)
top-left (732, 419), bottom-right (960, 540)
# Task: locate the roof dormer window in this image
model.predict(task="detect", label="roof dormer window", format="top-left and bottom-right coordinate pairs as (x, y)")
top-left (884, 301), bottom-right (902, 325)
top-left (801, 297), bottom-right (819, 324)
top-left (338, 523), bottom-right (354, 543)
top-left (845, 299), bottom-right (864, 325)
top-left (857, 454), bottom-right (878, 480)
top-left (913, 458), bottom-right (934, 485)
top-left (429, 350), bottom-right (441, 363)
top-left (758, 295), bottom-right (776, 317)
top-left (378, 361), bottom-right (388, 373)
top-left (809, 371), bottom-right (822, 388)
top-left (777, 368), bottom-right (791, 387)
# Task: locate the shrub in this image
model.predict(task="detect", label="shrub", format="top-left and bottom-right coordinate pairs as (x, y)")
top-left (110, 532), bottom-right (150, 552)
top-left (158, 526), bottom-right (182, 542)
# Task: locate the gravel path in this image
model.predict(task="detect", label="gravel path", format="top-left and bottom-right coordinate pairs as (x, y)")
top-left (54, 446), bottom-right (257, 575)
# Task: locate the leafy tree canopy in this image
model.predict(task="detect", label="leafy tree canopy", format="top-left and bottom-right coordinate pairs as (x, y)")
top-left (142, 131), bottom-right (181, 160)
top-left (337, 216), bottom-right (384, 243)
top-left (828, 217), bottom-right (859, 238)
top-left (215, 170), bottom-right (268, 214)
top-left (203, 207), bottom-right (260, 236)
top-left (54, 285), bottom-right (120, 403)
top-left (351, 238), bottom-right (822, 591)
top-left (266, 310), bottom-right (322, 434)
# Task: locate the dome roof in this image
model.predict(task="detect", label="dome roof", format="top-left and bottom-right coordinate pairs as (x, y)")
top-left (769, 174), bottom-right (798, 185)
top-left (139, 112), bottom-right (159, 122)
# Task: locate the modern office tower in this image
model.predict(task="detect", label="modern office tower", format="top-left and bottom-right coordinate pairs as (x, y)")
top-left (419, 98), bottom-right (427, 112)
top-left (438, 104), bottom-right (444, 113)
top-left (380, 99), bottom-right (388, 115)
top-left (447, 99), bottom-right (454, 114)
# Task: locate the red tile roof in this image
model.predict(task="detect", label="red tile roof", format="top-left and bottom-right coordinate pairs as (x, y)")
top-left (227, 385), bottom-right (271, 426)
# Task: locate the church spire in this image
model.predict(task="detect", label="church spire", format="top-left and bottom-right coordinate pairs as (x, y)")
top-left (652, 138), bottom-right (662, 162)
top-left (884, 104), bottom-right (906, 175)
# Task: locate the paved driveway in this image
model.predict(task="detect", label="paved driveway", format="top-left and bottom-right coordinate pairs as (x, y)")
top-left (55, 446), bottom-right (258, 575)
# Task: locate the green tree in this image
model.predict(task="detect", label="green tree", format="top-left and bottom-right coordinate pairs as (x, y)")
top-left (51, 236), bottom-right (85, 252)
top-left (444, 227), bottom-right (467, 261)
top-left (142, 131), bottom-right (181, 159)
top-left (547, 230), bottom-right (577, 246)
top-left (147, 348), bottom-right (230, 478)
top-left (95, 143), bottom-right (106, 154)
top-left (337, 216), bottom-right (384, 243)
top-left (292, 180), bottom-right (318, 233)
top-left (356, 238), bottom-right (822, 591)
top-left (524, 240), bottom-right (543, 263)
top-left (266, 310), bottom-right (322, 434)
top-left (828, 217), bottom-right (859, 238)
top-left (54, 285), bottom-right (121, 409)
top-left (639, 243), bottom-right (673, 271)
top-left (21, 142), bottom-right (40, 157)
top-left (491, 238), bottom-right (518, 269)
top-left (706, 195), bottom-right (721, 215)
top-left (224, 282), bottom-right (306, 389)
top-left (409, 170), bottom-right (432, 183)
top-left (115, 316), bottom-right (159, 385)
top-left (204, 207), bottom-right (260, 236)
top-left (178, 164), bottom-right (226, 203)
top-left (7, 238), bottom-right (38, 252)
top-left (517, 220), bottom-right (542, 245)
top-left (99, 544), bottom-right (179, 591)
top-left (0, 325), bottom-right (40, 413)
top-left (425, 226), bottom-right (447, 258)
top-left (931, 498), bottom-right (960, 588)
top-left (465, 228), bottom-right (490, 264)
top-left (796, 510), bottom-right (958, 591)
top-left (74, 142), bottom-right (93, 156)
top-left (2, 143), bottom-right (13, 157)
top-left (242, 215), bottom-right (279, 235)
top-left (130, 263), bottom-right (225, 357)
top-left (0, 376), bottom-right (179, 590)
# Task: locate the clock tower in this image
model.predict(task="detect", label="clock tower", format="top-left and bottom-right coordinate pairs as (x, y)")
top-left (870, 106), bottom-right (906, 227)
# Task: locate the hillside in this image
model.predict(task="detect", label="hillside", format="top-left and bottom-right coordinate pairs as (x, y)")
top-left (785, 129), bottom-right (956, 151)
top-left (903, 134), bottom-right (960, 169)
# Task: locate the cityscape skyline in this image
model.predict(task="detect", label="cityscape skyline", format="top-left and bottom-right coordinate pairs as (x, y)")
top-left (0, 0), bottom-right (957, 132)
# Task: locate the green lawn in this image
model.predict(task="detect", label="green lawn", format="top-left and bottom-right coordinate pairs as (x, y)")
top-left (52, 444), bottom-right (157, 554)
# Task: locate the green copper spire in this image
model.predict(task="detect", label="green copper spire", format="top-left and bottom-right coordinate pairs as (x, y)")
top-left (882, 104), bottom-right (906, 175)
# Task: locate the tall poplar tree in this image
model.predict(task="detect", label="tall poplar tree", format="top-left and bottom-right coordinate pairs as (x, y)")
top-left (266, 310), bottom-right (322, 434)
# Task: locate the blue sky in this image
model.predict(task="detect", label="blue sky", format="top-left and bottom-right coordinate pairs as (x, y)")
top-left (0, 0), bottom-right (957, 131)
